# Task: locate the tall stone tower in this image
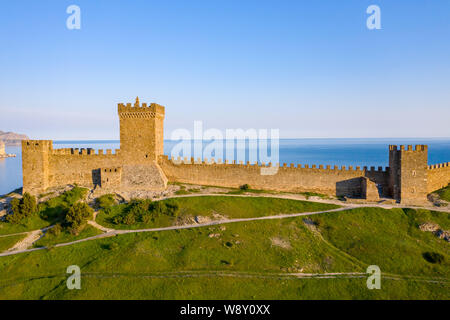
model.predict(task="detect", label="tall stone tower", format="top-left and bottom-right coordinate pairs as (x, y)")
top-left (118, 97), bottom-right (165, 162)
top-left (22, 140), bottom-right (52, 194)
top-left (389, 145), bottom-right (428, 204)
top-left (117, 97), bottom-right (167, 190)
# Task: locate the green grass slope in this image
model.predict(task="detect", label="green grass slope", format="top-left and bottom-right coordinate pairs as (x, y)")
top-left (435, 184), bottom-right (450, 202)
top-left (96, 196), bottom-right (340, 230)
top-left (0, 205), bottom-right (448, 299)
top-left (0, 234), bottom-right (27, 253)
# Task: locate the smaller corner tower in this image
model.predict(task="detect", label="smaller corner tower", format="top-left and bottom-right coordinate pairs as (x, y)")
top-left (388, 145), bottom-right (428, 204)
top-left (22, 140), bottom-right (53, 195)
top-left (118, 97), bottom-right (165, 163)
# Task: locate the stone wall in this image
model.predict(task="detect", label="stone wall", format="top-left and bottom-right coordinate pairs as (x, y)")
top-left (47, 149), bottom-right (122, 190)
top-left (427, 163), bottom-right (450, 193)
top-left (159, 155), bottom-right (388, 197)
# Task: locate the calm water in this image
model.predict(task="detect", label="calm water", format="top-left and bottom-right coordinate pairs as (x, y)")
top-left (1, 138), bottom-right (450, 195)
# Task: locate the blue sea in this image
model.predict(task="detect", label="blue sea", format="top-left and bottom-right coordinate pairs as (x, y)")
top-left (1, 138), bottom-right (450, 195)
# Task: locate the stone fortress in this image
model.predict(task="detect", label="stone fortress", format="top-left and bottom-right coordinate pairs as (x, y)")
top-left (22, 98), bottom-right (450, 205)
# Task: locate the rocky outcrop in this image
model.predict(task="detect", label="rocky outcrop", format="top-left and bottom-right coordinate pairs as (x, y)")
top-left (419, 222), bottom-right (450, 242)
top-left (0, 130), bottom-right (29, 146)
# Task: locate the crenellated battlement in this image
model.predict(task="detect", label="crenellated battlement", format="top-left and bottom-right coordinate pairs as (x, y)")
top-left (22, 140), bottom-right (53, 150)
top-left (118, 97), bottom-right (165, 119)
top-left (428, 162), bottom-right (450, 170)
top-left (51, 148), bottom-right (120, 156)
top-left (389, 144), bottom-right (428, 152)
top-left (161, 155), bottom-right (390, 173)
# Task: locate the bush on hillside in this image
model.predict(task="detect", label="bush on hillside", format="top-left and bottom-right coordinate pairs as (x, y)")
top-left (47, 223), bottom-right (63, 237)
top-left (60, 187), bottom-right (88, 206)
top-left (96, 194), bottom-right (116, 209)
top-left (111, 199), bottom-right (179, 225)
top-left (65, 202), bottom-right (93, 235)
top-left (6, 193), bottom-right (37, 224)
top-left (240, 184), bottom-right (250, 191)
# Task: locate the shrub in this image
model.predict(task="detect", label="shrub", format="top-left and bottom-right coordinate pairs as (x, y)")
top-left (113, 216), bottom-right (123, 225)
top-left (104, 242), bottom-right (119, 251)
top-left (6, 193), bottom-right (37, 224)
top-left (21, 193), bottom-right (37, 217)
top-left (128, 199), bottom-right (152, 217)
top-left (48, 224), bottom-right (62, 237)
top-left (65, 202), bottom-right (93, 235)
top-left (151, 201), bottom-right (165, 217)
top-left (240, 184), bottom-right (250, 191)
top-left (96, 194), bottom-right (116, 209)
top-left (9, 198), bottom-right (21, 215)
top-left (141, 214), bottom-right (153, 224)
top-left (423, 252), bottom-right (444, 264)
top-left (149, 200), bottom-right (179, 218)
top-left (122, 212), bottom-right (136, 225)
top-left (110, 199), bottom-right (179, 226)
top-left (60, 187), bottom-right (88, 206)
top-left (165, 200), bottom-right (179, 217)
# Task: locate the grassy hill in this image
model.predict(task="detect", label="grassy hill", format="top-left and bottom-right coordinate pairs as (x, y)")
top-left (0, 200), bottom-right (448, 299)
top-left (96, 196), bottom-right (340, 230)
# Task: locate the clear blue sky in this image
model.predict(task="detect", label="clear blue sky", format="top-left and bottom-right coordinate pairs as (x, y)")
top-left (0, 0), bottom-right (449, 139)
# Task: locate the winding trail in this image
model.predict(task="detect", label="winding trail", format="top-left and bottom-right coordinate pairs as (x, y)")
top-left (0, 206), bottom-right (349, 257)
top-left (0, 192), bottom-right (449, 257)
top-left (3, 226), bottom-right (53, 253)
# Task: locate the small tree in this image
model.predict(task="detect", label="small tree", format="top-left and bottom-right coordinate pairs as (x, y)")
top-left (9, 198), bottom-right (21, 216)
top-left (151, 201), bottom-right (165, 217)
top-left (165, 200), bottom-right (179, 217)
top-left (20, 193), bottom-right (37, 217)
top-left (48, 224), bottom-right (62, 237)
top-left (6, 193), bottom-right (37, 224)
top-left (95, 194), bottom-right (116, 209)
top-left (141, 214), bottom-right (152, 224)
top-left (122, 212), bottom-right (136, 225)
top-left (65, 202), bottom-right (93, 235)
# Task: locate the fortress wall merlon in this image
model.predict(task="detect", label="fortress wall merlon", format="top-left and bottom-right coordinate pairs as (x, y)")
top-left (50, 148), bottom-right (120, 157)
top-left (118, 101), bottom-right (165, 115)
top-left (164, 156), bottom-right (389, 174)
top-left (389, 144), bottom-right (427, 152)
top-left (428, 162), bottom-right (450, 170)
top-left (22, 140), bottom-right (53, 150)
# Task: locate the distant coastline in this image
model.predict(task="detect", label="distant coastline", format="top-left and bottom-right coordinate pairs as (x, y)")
top-left (0, 130), bottom-right (29, 146)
